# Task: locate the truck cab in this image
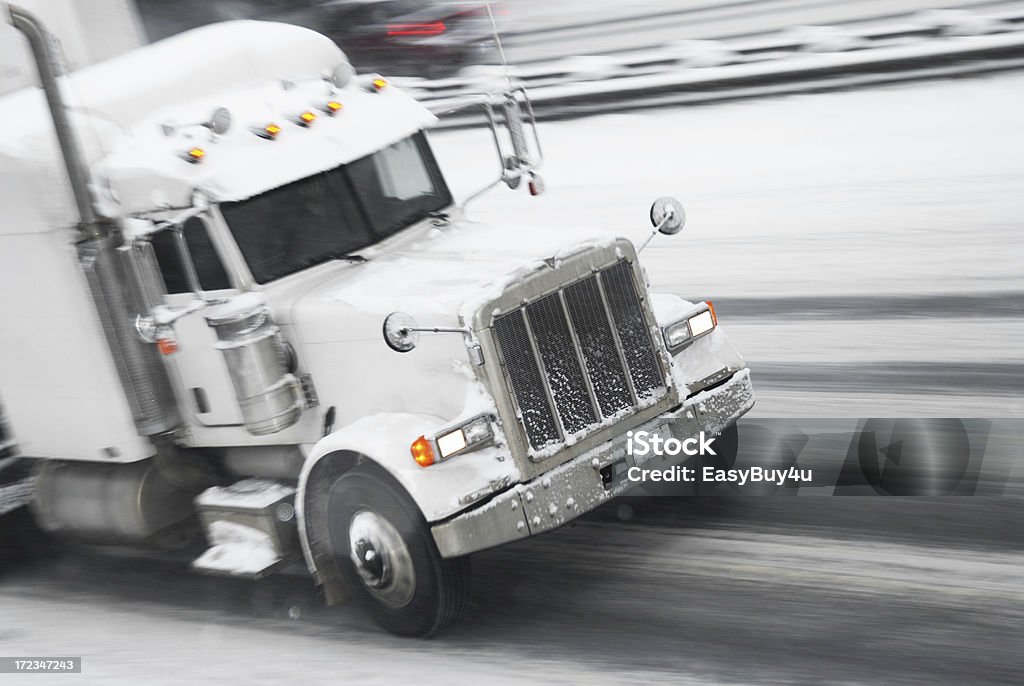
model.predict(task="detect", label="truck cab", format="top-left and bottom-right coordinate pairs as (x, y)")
top-left (0, 15), bottom-right (754, 636)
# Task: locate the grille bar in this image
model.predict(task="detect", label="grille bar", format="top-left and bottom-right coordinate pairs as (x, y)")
top-left (566, 274), bottom-right (634, 416)
top-left (601, 261), bottom-right (665, 400)
top-left (525, 292), bottom-right (597, 437)
top-left (593, 269), bottom-right (639, 406)
top-left (493, 310), bottom-right (561, 448)
top-left (558, 289), bottom-right (602, 421)
top-left (493, 260), bottom-right (666, 453)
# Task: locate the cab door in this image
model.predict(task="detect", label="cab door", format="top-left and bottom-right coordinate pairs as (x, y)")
top-left (148, 217), bottom-right (244, 427)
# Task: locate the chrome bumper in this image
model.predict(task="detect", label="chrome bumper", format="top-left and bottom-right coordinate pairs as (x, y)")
top-left (432, 369), bottom-right (755, 558)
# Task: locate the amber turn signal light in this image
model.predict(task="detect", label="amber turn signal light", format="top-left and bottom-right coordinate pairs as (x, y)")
top-left (411, 435), bottom-right (435, 467)
top-left (705, 300), bottom-right (717, 326)
top-left (157, 337), bottom-right (179, 355)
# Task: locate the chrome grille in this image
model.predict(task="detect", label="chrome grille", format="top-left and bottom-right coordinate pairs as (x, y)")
top-left (527, 292), bottom-right (597, 435)
top-left (601, 261), bottom-right (664, 399)
top-left (564, 277), bottom-right (632, 418)
top-left (493, 260), bottom-right (666, 451)
top-left (492, 310), bottom-right (561, 447)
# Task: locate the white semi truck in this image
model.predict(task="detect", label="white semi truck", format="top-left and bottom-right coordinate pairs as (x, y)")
top-left (0, 4), bottom-right (754, 635)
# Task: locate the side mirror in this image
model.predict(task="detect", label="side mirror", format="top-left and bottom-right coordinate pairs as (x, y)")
top-left (382, 312), bottom-right (474, 354)
top-left (639, 196), bottom-right (687, 252)
top-left (458, 87), bottom-right (545, 210)
top-left (650, 196), bottom-right (687, 235)
top-left (135, 300), bottom-right (206, 354)
top-left (383, 312), bottom-right (420, 353)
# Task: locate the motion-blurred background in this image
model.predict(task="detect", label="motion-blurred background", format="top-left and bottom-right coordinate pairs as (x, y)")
top-left (1, 2), bottom-right (1022, 684)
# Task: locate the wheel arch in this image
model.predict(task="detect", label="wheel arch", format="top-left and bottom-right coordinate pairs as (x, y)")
top-left (296, 412), bottom-right (443, 604)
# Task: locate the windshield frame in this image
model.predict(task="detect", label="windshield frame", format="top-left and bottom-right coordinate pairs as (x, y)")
top-left (219, 130), bottom-right (452, 285)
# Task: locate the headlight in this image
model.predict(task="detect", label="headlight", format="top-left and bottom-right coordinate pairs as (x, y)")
top-left (663, 320), bottom-right (691, 349)
top-left (411, 414), bottom-right (496, 467)
top-left (662, 301), bottom-right (717, 353)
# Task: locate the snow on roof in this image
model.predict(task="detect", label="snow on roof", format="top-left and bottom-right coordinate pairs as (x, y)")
top-left (93, 77), bottom-right (436, 216)
top-left (0, 20), bottom-right (435, 221)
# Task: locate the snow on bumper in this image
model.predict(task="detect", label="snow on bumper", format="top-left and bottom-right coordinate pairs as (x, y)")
top-left (432, 369), bottom-right (755, 557)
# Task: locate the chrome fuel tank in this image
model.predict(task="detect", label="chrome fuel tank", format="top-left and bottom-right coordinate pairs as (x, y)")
top-left (205, 294), bottom-right (303, 436)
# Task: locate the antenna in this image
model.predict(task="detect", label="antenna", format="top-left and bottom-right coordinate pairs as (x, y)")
top-left (485, 2), bottom-right (513, 91)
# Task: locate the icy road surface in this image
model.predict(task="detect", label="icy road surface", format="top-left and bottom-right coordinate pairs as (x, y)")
top-left (432, 72), bottom-right (1024, 418)
top-left (2, 498), bottom-right (1022, 685)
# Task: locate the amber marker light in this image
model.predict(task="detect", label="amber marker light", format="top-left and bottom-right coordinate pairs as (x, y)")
top-left (157, 337), bottom-right (179, 355)
top-left (411, 435), bottom-right (435, 467)
top-left (371, 78), bottom-right (388, 91)
top-left (254, 122), bottom-right (281, 140)
top-left (323, 100), bottom-right (343, 115)
top-left (182, 147), bottom-right (206, 163)
top-left (705, 300), bottom-right (718, 326)
top-left (296, 110), bottom-right (317, 126)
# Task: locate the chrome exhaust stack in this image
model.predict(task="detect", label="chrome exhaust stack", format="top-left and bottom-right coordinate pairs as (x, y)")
top-left (7, 3), bottom-right (182, 438)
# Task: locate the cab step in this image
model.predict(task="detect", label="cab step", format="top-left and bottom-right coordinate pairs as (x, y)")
top-left (191, 478), bottom-right (300, 580)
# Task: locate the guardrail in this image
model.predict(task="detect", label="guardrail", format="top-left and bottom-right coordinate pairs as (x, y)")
top-left (393, 9), bottom-right (1024, 124)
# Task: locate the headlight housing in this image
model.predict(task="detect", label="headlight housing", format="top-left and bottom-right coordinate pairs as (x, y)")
top-left (662, 301), bottom-right (717, 353)
top-left (411, 414), bottom-right (496, 467)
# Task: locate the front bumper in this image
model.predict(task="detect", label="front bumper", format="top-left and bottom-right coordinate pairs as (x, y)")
top-left (432, 368), bottom-right (755, 558)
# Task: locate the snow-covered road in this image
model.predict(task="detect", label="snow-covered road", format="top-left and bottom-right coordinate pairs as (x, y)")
top-left (432, 71), bottom-right (1024, 417)
top-left (2, 498), bottom-right (1022, 685)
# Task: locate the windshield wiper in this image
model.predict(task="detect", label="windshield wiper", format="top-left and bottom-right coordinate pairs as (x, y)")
top-left (331, 252), bottom-right (367, 263)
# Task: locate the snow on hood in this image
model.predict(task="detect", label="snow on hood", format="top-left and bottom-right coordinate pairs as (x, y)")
top-left (318, 219), bottom-right (622, 324)
top-left (1, 19), bottom-right (438, 219)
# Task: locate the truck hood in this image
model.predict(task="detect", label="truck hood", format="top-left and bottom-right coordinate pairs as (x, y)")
top-left (288, 219), bottom-right (622, 344)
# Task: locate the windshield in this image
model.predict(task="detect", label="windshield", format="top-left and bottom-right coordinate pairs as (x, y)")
top-left (221, 131), bottom-right (451, 284)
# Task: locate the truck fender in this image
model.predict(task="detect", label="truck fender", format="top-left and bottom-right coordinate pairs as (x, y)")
top-left (650, 292), bottom-right (746, 389)
top-left (295, 412), bottom-right (443, 603)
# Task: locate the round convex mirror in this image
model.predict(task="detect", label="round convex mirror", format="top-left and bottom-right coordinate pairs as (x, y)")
top-left (383, 312), bottom-right (419, 353)
top-left (649, 197), bottom-right (687, 235)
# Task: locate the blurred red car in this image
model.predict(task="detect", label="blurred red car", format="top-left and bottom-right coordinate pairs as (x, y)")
top-left (136, 0), bottom-right (500, 78)
top-left (312, 0), bottom-right (499, 77)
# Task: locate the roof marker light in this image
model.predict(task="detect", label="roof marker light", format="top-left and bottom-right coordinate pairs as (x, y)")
top-left (253, 123), bottom-right (281, 140)
top-left (322, 100), bottom-right (343, 115)
top-left (371, 78), bottom-right (388, 92)
top-left (295, 110), bottom-right (317, 126)
top-left (181, 147), bottom-right (206, 164)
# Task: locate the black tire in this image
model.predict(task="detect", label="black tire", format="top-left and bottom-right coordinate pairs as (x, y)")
top-left (327, 466), bottom-right (470, 637)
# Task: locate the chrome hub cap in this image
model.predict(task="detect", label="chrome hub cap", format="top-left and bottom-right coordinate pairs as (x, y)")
top-left (348, 509), bottom-right (416, 608)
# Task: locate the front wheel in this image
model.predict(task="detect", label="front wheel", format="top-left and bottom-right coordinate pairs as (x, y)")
top-left (327, 466), bottom-right (470, 636)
